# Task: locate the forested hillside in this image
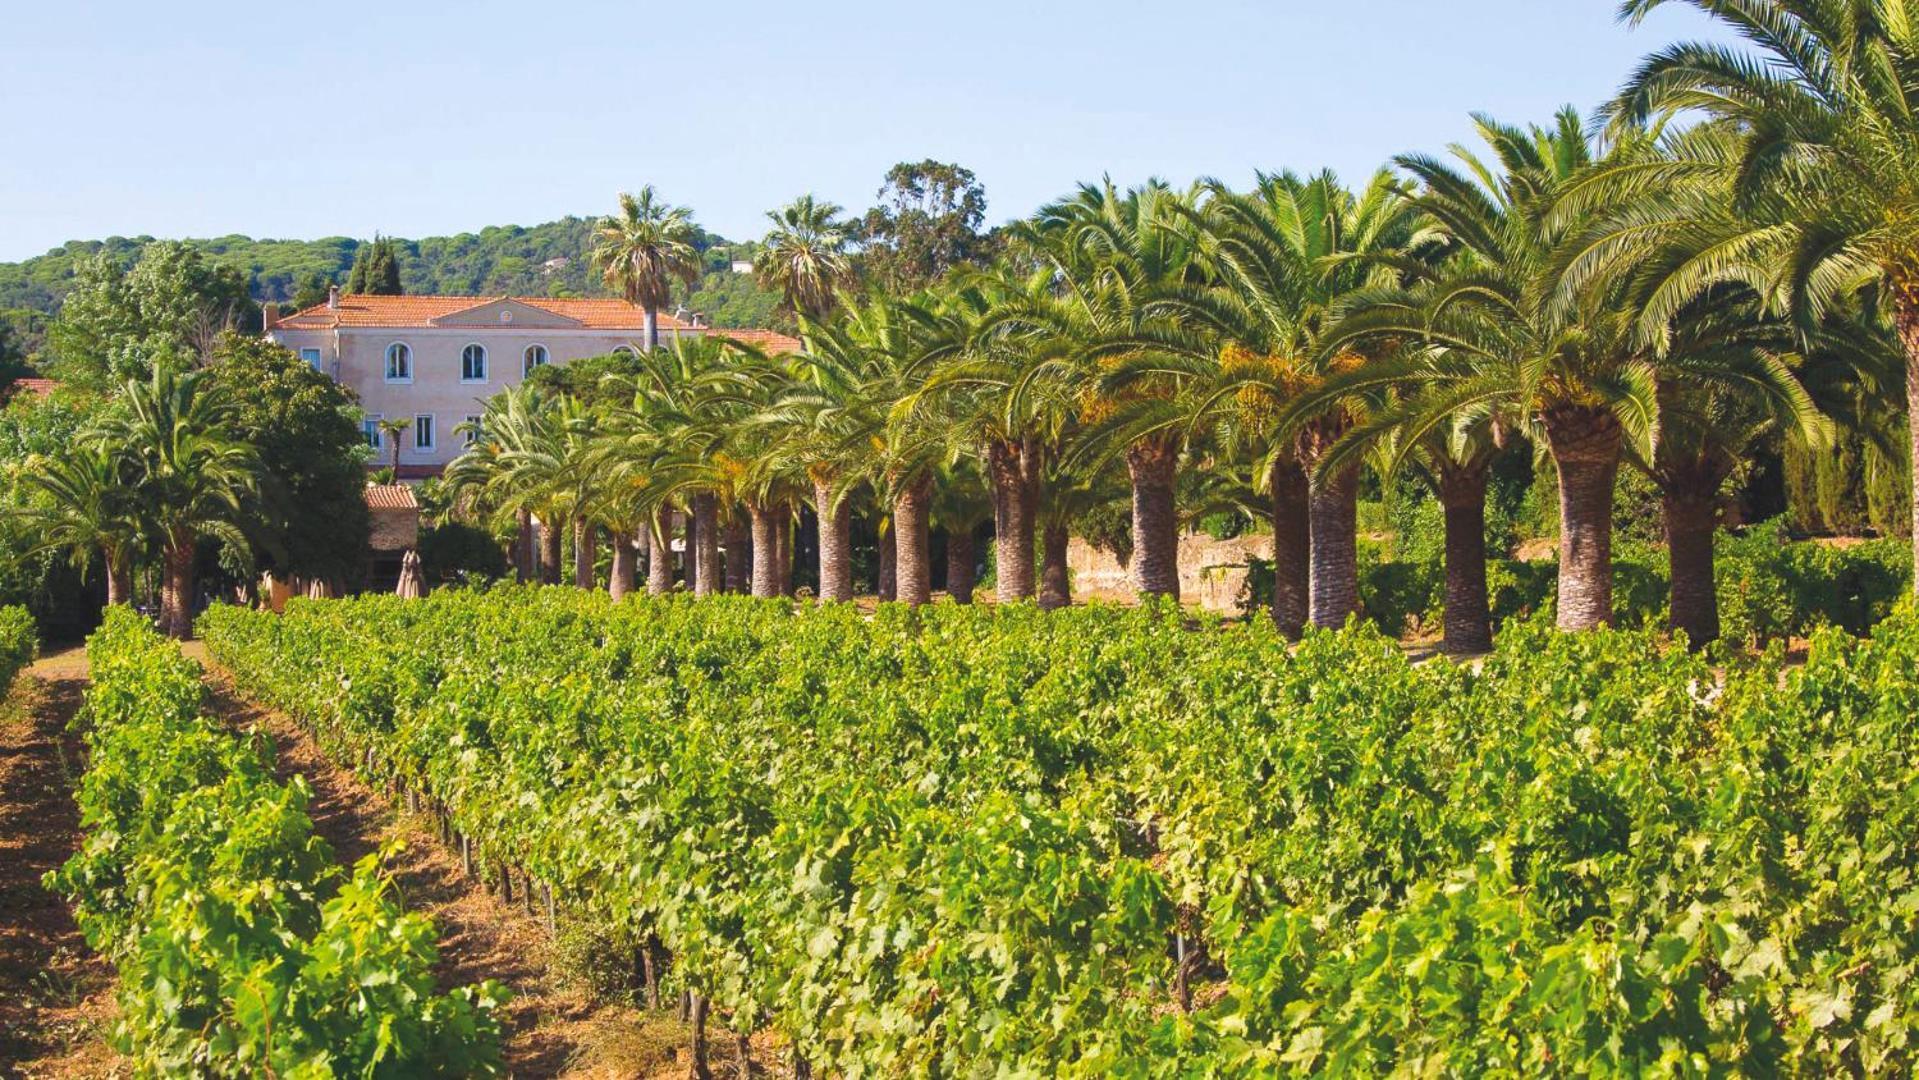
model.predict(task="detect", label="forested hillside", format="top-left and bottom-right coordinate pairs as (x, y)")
top-left (0, 217), bottom-right (784, 341)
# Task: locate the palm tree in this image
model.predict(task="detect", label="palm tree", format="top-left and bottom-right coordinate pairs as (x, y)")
top-left (1184, 169), bottom-right (1435, 633)
top-left (376, 416), bottom-right (411, 473)
top-left (17, 445), bottom-right (147, 606)
top-left (1364, 111), bottom-right (1670, 631)
top-left (755, 195), bottom-right (854, 322)
top-left (91, 367), bottom-right (258, 638)
top-left (1609, 0), bottom-right (1919, 595)
top-left (1016, 180), bottom-right (1211, 602)
top-left (592, 186), bottom-right (703, 352)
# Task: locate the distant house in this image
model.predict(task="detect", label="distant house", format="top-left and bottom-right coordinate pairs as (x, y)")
top-left (265, 290), bottom-right (799, 475)
top-left (541, 256), bottom-right (571, 274)
top-left (364, 483), bottom-right (420, 591)
top-left (729, 260), bottom-right (754, 275)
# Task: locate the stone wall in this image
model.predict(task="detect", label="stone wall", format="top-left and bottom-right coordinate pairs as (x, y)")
top-left (1067, 532), bottom-right (1271, 613)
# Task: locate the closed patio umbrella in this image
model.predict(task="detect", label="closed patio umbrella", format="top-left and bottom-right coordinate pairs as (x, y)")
top-left (396, 549), bottom-right (425, 599)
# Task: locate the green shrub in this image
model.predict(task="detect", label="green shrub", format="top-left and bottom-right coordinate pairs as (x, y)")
top-left (0, 604), bottom-right (34, 690)
top-left (418, 522), bottom-right (510, 584)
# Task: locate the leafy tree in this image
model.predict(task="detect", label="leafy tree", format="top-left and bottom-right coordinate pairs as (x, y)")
top-left (345, 236), bottom-right (404, 295)
top-left (591, 187), bottom-right (703, 352)
top-left (290, 271), bottom-right (333, 311)
top-left (855, 161), bottom-right (993, 290)
top-left (206, 333), bottom-right (372, 588)
top-left (47, 242), bottom-right (254, 392)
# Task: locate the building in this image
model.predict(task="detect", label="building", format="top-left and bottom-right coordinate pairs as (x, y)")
top-left (265, 289), bottom-right (800, 474)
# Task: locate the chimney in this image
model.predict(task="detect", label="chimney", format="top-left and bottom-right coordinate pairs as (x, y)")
top-left (327, 285), bottom-right (340, 311)
top-left (262, 301), bottom-right (279, 329)
top-left (691, 311), bottom-right (706, 329)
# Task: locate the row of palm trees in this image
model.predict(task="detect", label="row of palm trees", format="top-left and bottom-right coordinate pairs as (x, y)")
top-left (450, 2), bottom-right (1917, 651)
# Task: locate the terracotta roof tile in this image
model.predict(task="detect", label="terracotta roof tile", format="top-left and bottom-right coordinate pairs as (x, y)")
top-left (364, 484), bottom-right (419, 511)
top-left (713, 328), bottom-right (803, 354)
top-left (270, 294), bottom-right (700, 332)
top-left (6, 377), bottom-right (56, 399)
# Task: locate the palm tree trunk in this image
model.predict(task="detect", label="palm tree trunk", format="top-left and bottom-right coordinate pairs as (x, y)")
top-left (539, 517), bottom-right (563, 585)
top-left (104, 549), bottom-right (131, 607)
top-left (692, 494), bottom-right (720, 596)
top-left (647, 514), bottom-right (674, 596)
top-left (1897, 293), bottom-right (1919, 595)
top-left (775, 508), bottom-right (794, 596)
top-left (724, 514), bottom-right (751, 594)
top-left (1663, 476), bottom-right (1723, 648)
top-left (946, 526), bottom-right (976, 603)
top-left (1269, 455), bottom-right (1309, 640)
top-left (894, 475), bottom-right (934, 606)
top-left (1543, 405), bottom-right (1623, 631)
top-left (1126, 437), bottom-right (1181, 601)
top-left (573, 519), bottom-right (597, 589)
top-left (161, 528), bottom-right (196, 640)
top-left (1040, 522), bottom-right (1071, 610)
top-left (815, 477), bottom-right (853, 603)
top-left (987, 437), bottom-right (1040, 602)
top-left (515, 509), bottom-right (535, 583)
top-left (643, 307), bottom-right (660, 354)
top-left (1308, 462), bottom-right (1361, 629)
top-left (750, 503), bottom-right (781, 598)
top-left (1437, 463), bottom-right (1493, 655)
top-left (609, 529), bottom-right (637, 600)
top-left (877, 519), bottom-right (897, 601)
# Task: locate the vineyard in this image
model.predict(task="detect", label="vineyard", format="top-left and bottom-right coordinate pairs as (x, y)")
top-left (47, 609), bottom-right (506, 1076)
top-left (0, 605), bottom-right (33, 689)
top-left (187, 588), bottom-right (1919, 1075)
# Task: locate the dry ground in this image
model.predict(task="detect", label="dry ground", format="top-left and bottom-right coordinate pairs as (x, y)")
top-left (0, 647), bottom-right (121, 1079)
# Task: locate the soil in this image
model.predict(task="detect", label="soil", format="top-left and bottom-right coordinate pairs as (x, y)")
top-left (0, 648), bottom-right (121, 1079)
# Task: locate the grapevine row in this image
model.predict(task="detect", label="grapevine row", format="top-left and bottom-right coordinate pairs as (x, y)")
top-left (48, 608), bottom-right (505, 1077)
top-left (200, 590), bottom-right (1919, 1074)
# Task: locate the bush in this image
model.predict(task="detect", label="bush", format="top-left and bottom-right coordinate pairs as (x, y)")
top-left (48, 608), bottom-right (504, 1076)
top-left (418, 522), bottom-right (510, 584)
top-left (0, 603), bottom-right (35, 689)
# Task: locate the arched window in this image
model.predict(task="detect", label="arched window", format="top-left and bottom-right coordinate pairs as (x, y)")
top-left (461, 343), bottom-right (487, 382)
top-left (385, 342), bottom-right (412, 382)
top-left (523, 343), bottom-right (549, 377)
top-left (612, 344), bottom-right (639, 358)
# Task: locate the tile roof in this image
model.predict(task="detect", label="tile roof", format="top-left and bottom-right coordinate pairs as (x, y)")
top-left (270, 294), bottom-right (701, 332)
top-left (363, 484), bottom-right (419, 512)
top-left (712, 328), bottom-right (804, 354)
top-left (6, 377), bottom-right (56, 399)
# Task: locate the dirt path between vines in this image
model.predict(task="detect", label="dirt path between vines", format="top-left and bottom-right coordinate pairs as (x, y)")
top-left (0, 647), bottom-right (120, 1079)
top-left (193, 655), bottom-right (753, 1079)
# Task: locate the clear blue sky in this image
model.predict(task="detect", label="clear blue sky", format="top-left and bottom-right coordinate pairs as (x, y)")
top-left (0, 0), bottom-right (1734, 262)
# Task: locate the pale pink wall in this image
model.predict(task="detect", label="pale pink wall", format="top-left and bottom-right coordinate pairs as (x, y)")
top-left (268, 325), bottom-right (678, 467)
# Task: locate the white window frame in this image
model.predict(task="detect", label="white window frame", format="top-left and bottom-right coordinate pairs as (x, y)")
top-left (612, 344), bottom-right (639, 358)
top-left (463, 414), bottom-right (483, 446)
top-left (384, 342), bottom-right (413, 383)
top-left (361, 412), bottom-right (384, 451)
top-left (523, 343), bottom-right (549, 377)
top-left (460, 343), bottom-right (488, 383)
top-left (413, 414), bottom-right (435, 452)
top-left (299, 347), bottom-right (323, 371)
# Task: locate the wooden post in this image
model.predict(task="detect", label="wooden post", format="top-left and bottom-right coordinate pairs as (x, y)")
top-left (460, 834), bottom-right (472, 877)
top-left (687, 994), bottom-right (711, 1080)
